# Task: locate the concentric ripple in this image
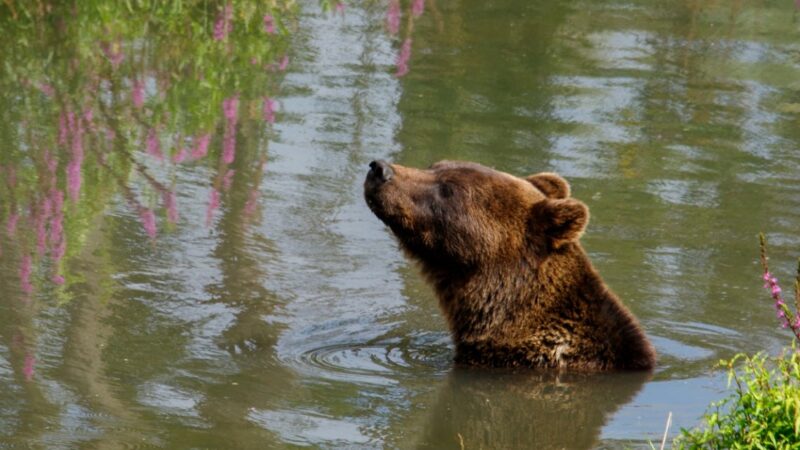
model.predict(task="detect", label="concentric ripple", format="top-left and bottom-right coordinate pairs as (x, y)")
top-left (282, 332), bottom-right (453, 386)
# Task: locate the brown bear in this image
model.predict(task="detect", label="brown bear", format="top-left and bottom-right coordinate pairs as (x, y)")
top-left (364, 160), bottom-right (655, 371)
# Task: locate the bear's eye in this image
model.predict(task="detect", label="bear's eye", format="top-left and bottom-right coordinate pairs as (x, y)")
top-left (439, 183), bottom-right (454, 199)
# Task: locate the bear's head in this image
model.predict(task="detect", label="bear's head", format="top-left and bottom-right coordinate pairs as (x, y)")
top-left (364, 160), bottom-right (589, 271)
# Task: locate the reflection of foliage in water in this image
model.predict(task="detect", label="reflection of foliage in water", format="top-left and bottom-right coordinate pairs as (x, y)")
top-left (0, 1), bottom-right (295, 296)
top-left (385, 0), bottom-right (429, 77)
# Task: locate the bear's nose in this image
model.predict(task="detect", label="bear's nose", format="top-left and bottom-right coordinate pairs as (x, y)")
top-left (368, 160), bottom-right (394, 183)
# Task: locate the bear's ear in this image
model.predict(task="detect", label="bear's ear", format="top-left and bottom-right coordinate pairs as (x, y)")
top-left (526, 172), bottom-right (571, 199)
top-left (531, 198), bottom-right (589, 247)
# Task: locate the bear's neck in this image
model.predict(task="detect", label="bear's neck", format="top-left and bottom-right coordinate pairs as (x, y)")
top-left (428, 244), bottom-right (598, 342)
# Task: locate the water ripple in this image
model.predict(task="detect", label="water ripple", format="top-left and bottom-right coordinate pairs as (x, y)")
top-left (282, 332), bottom-right (452, 386)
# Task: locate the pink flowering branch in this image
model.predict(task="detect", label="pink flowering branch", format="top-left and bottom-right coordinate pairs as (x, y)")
top-left (146, 127), bottom-right (164, 160)
top-left (214, 3), bottom-right (234, 41)
top-left (391, 0), bottom-right (425, 78)
top-left (278, 54), bottom-right (289, 71)
top-left (19, 254), bottom-right (33, 295)
top-left (222, 95), bottom-right (239, 165)
top-left (100, 41), bottom-right (125, 69)
top-left (139, 207), bottom-right (157, 239)
top-left (23, 354), bottom-right (35, 381)
top-left (132, 79), bottom-right (145, 109)
top-left (411, 0), bottom-right (425, 17)
top-left (263, 97), bottom-right (277, 124)
top-left (386, 0), bottom-right (401, 35)
top-left (172, 146), bottom-right (188, 164)
top-left (395, 38), bottom-right (412, 77)
top-left (759, 233), bottom-right (800, 343)
top-left (206, 189), bottom-right (220, 227)
top-left (163, 191), bottom-right (179, 225)
top-left (263, 14), bottom-right (276, 34)
top-left (191, 133), bottom-right (211, 160)
top-left (96, 102), bottom-right (171, 196)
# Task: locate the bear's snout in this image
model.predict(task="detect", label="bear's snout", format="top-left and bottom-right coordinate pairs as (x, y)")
top-left (368, 160), bottom-right (394, 184)
top-left (364, 160), bottom-right (396, 218)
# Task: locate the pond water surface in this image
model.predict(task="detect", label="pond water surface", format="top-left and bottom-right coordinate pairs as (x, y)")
top-left (2, 0), bottom-right (800, 448)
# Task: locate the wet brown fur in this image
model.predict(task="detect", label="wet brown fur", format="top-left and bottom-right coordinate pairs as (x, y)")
top-left (364, 160), bottom-right (656, 371)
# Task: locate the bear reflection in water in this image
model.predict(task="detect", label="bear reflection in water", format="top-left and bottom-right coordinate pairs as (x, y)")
top-left (416, 368), bottom-right (650, 450)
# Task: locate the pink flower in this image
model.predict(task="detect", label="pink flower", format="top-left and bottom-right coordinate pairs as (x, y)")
top-left (23, 354), bottom-right (35, 381)
top-left (35, 198), bottom-right (52, 256)
top-left (278, 55), bottom-right (289, 71)
top-left (44, 151), bottom-right (58, 178)
top-left (762, 271), bottom-right (798, 332)
top-left (263, 97), bottom-right (277, 124)
top-left (222, 133), bottom-right (236, 164)
top-left (411, 0), bottom-right (425, 17)
top-left (66, 110), bottom-right (76, 136)
top-left (66, 110), bottom-right (84, 202)
top-left (386, 0), bottom-right (401, 35)
top-left (192, 134), bottom-right (211, 159)
top-left (173, 147), bottom-right (188, 164)
top-left (139, 208), bottom-right (157, 239)
top-left (222, 169), bottom-right (235, 191)
top-left (146, 128), bottom-right (163, 160)
top-left (206, 189), bottom-right (220, 227)
top-left (58, 112), bottom-right (68, 146)
top-left (214, 3), bottom-right (234, 41)
top-left (132, 79), bottom-right (145, 108)
top-left (52, 274), bottom-right (65, 285)
top-left (335, 2), bottom-right (345, 14)
top-left (6, 213), bottom-right (19, 237)
top-left (20, 255), bottom-right (33, 294)
top-left (163, 191), bottom-right (179, 224)
top-left (263, 14), bottom-right (275, 34)
top-left (100, 41), bottom-right (124, 69)
top-left (395, 38), bottom-right (412, 77)
top-left (38, 83), bottom-right (55, 97)
top-left (42, 197), bottom-right (52, 218)
top-left (223, 96), bottom-right (239, 121)
top-left (67, 157), bottom-right (82, 203)
top-left (244, 189), bottom-right (259, 217)
top-left (222, 96), bottom-right (239, 164)
top-left (49, 190), bottom-right (65, 263)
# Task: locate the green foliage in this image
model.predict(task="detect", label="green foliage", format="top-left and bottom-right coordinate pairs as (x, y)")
top-left (674, 238), bottom-right (800, 449)
top-left (675, 347), bottom-right (800, 449)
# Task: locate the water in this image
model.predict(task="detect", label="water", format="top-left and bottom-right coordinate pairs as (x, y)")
top-left (2, 0), bottom-right (800, 448)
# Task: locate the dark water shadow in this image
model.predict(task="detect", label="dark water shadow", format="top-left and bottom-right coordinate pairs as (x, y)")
top-left (416, 368), bottom-right (650, 450)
